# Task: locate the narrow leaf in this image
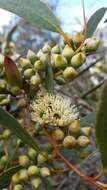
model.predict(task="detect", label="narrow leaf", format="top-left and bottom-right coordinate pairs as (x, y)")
top-left (0, 0), bottom-right (62, 33)
top-left (4, 56), bottom-right (22, 87)
top-left (95, 80), bottom-right (107, 169)
top-left (80, 112), bottom-right (96, 128)
top-left (0, 165), bottom-right (22, 187)
top-left (87, 7), bottom-right (107, 38)
top-left (0, 108), bottom-right (40, 151)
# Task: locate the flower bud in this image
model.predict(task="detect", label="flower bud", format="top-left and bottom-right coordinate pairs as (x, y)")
top-left (81, 127), bottom-right (91, 136)
top-left (51, 45), bottom-right (61, 54)
top-left (12, 173), bottom-right (20, 184)
top-left (24, 68), bottom-right (34, 79)
top-left (77, 135), bottom-right (90, 147)
top-left (0, 80), bottom-right (7, 93)
top-left (0, 97), bottom-right (10, 106)
top-left (84, 37), bottom-right (100, 52)
top-left (19, 58), bottom-right (32, 70)
top-left (0, 94), bottom-right (7, 101)
top-left (37, 49), bottom-right (43, 58)
top-left (28, 165), bottom-right (40, 177)
top-left (64, 33), bottom-right (72, 44)
top-left (27, 49), bottom-right (38, 64)
top-left (42, 43), bottom-right (51, 53)
top-left (55, 76), bottom-right (66, 85)
top-left (31, 177), bottom-right (42, 189)
top-left (30, 73), bottom-right (42, 86)
top-left (34, 60), bottom-right (45, 71)
top-left (62, 45), bottom-right (74, 59)
top-left (40, 53), bottom-right (49, 64)
top-left (40, 167), bottom-right (50, 177)
top-left (52, 129), bottom-right (64, 141)
top-left (69, 120), bottom-right (80, 134)
top-left (73, 32), bottom-right (84, 46)
top-left (63, 66), bottom-right (77, 80)
top-left (37, 152), bottom-right (47, 165)
top-left (53, 54), bottom-right (67, 69)
top-left (10, 86), bottom-right (21, 95)
top-left (28, 148), bottom-right (37, 159)
top-left (19, 155), bottom-right (30, 167)
top-left (19, 169), bottom-right (28, 181)
top-left (13, 184), bottom-right (23, 190)
top-left (2, 129), bottom-right (11, 139)
top-left (63, 135), bottom-right (76, 148)
top-left (71, 52), bottom-right (86, 68)
top-left (1, 155), bottom-right (9, 164)
top-left (17, 99), bottom-right (27, 108)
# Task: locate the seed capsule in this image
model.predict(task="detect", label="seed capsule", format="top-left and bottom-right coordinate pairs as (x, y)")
top-left (51, 45), bottom-right (61, 54)
top-left (28, 148), bottom-right (37, 159)
top-left (12, 173), bottom-right (20, 184)
top-left (71, 52), bottom-right (86, 68)
top-left (27, 49), bottom-right (38, 64)
top-left (63, 136), bottom-right (76, 148)
top-left (19, 169), bottom-right (28, 181)
top-left (62, 45), bottom-right (74, 59)
top-left (24, 68), bottom-right (34, 79)
top-left (69, 120), bottom-right (80, 134)
top-left (52, 128), bottom-right (64, 141)
top-left (40, 167), bottom-right (50, 177)
top-left (19, 58), bottom-right (32, 70)
top-left (53, 54), bottom-right (67, 69)
top-left (30, 73), bottom-right (42, 86)
top-left (63, 66), bottom-right (77, 80)
top-left (19, 155), bottom-right (30, 167)
top-left (31, 177), bottom-right (42, 189)
top-left (42, 43), bottom-right (51, 53)
top-left (13, 184), bottom-right (23, 190)
top-left (77, 135), bottom-right (90, 147)
top-left (34, 60), bottom-right (45, 71)
top-left (84, 37), bottom-right (100, 52)
top-left (28, 165), bottom-right (40, 177)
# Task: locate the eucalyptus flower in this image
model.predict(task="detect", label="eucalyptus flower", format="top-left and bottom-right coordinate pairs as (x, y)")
top-left (30, 91), bottom-right (79, 127)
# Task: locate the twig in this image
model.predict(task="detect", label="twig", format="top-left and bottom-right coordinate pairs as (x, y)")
top-left (81, 80), bottom-right (105, 99)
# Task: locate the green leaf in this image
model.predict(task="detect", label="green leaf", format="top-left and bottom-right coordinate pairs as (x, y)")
top-left (95, 81), bottom-right (107, 169)
top-left (0, 0), bottom-right (62, 33)
top-left (45, 62), bottom-right (54, 93)
top-left (80, 112), bottom-right (96, 128)
top-left (0, 108), bottom-right (40, 151)
top-left (0, 165), bottom-right (22, 187)
top-left (87, 7), bottom-right (107, 38)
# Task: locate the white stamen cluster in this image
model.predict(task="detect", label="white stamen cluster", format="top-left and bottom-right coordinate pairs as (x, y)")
top-left (30, 91), bottom-right (79, 127)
